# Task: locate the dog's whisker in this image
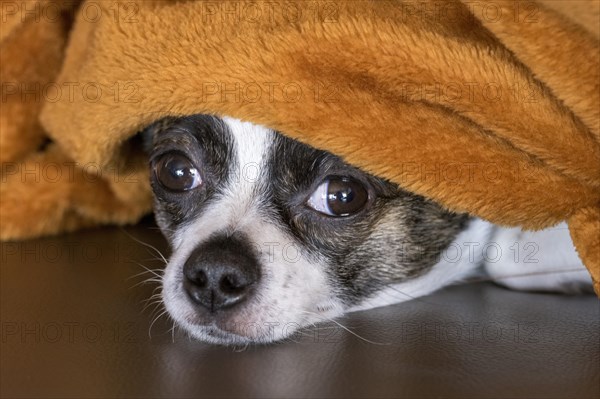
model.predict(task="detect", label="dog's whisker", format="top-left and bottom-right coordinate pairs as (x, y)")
top-left (380, 285), bottom-right (446, 307)
top-left (126, 261), bottom-right (163, 284)
top-left (143, 294), bottom-right (166, 312)
top-left (299, 310), bottom-right (389, 346)
top-left (142, 298), bottom-right (164, 313)
top-left (130, 277), bottom-right (163, 288)
top-left (142, 293), bottom-right (163, 304)
top-left (147, 226), bottom-right (177, 233)
top-left (129, 273), bottom-right (163, 290)
top-left (144, 305), bottom-right (163, 320)
top-left (287, 329), bottom-right (320, 343)
top-left (170, 321), bottom-right (177, 343)
top-left (145, 306), bottom-right (163, 320)
top-left (140, 287), bottom-right (162, 304)
top-left (127, 260), bottom-right (163, 274)
top-left (144, 292), bottom-right (163, 300)
top-left (142, 301), bottom-right (162, 313)
top-left (128, 257), bottom-right (167, 268)
top-left (148, 308), bottom-right (169, 339)
top-left (120, 228), bottom-right (168, 264)
top-left (232, 343), bottom-right (250, 353)
top-left (143, 297), bottom-right (163, 307)
top-left (127, 267), bottom-right (163, 281)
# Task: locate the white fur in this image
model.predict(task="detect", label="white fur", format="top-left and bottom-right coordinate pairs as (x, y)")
top-left (483, 222), bottom-right (591, 292)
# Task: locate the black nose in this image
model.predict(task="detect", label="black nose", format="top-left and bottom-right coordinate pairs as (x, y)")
top-left (183, 235), bottom-right (260, 312)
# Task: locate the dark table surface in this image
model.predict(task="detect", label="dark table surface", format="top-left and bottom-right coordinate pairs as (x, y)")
top-left (1, 219), bottom-right (599, 398)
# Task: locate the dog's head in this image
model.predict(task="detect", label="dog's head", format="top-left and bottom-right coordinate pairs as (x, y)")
top-left (143, 114), bottom-right (469, 345)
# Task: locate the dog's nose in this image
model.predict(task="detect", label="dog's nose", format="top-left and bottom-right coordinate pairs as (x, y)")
top-left (182, 236), bottom-right (260, 312)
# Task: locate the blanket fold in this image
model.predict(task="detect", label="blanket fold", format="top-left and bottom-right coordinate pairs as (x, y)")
top-left (1, 0), bottom-right (599, 293)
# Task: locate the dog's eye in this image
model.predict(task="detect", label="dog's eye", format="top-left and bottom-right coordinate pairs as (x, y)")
top-left (307, 177), bottom-right (369, 217)
top-left (153, 152), bottom-right (202, 192)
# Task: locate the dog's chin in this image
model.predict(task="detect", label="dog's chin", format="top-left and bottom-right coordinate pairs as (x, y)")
top-left (163, 291), bottom-right (346, 345)
top-left (186, 325), bottom-right (259, 346)
top-left (177, 316), bottom-right (284, 345)
top-left (172, 312), bottom-right (310, 346)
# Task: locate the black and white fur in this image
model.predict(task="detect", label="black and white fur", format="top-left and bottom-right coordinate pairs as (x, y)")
top-left (143, 115), bottom-right (593, 345)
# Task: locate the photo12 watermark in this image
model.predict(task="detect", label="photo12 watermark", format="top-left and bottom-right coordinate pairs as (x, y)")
top-left (1, 81), bottom-right (140, 104)
top-left (390, 0), bottom-right (539, 24)
top-left (1, 1), bottom-right (140, 24)
top-left (399, 321), bottom-right (540, 344)
top-left (1, 161), bottom-right (141, 185)
top-left (197, 80), bottom-right (340, 104)
top-left (1, 321), bottom-right (141, 344)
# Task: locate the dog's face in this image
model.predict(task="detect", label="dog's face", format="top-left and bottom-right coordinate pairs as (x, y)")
top-left (143, 115), bottom-right (469, 345)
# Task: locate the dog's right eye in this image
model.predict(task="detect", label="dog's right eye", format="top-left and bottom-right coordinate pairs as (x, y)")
top-left (306, 176), bottom-right (369, 217)
top-left (153, 152), bottom-right (202, 192)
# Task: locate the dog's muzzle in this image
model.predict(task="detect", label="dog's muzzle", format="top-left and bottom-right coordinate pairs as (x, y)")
top-left (182, 235), bottom-right (261, 313)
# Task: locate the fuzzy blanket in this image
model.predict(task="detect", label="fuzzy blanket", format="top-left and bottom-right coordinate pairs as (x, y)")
top-left (1, 0), bottom-right (599, 293)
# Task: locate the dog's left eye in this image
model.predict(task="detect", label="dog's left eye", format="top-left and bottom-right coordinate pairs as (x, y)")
top-left (153, 152), bottom-right (202, 192)
top-left (307, 177), bottom-right (369, 217)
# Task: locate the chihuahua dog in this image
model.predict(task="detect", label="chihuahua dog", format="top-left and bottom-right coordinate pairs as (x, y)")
top-left (142, 114), bottom-right (592, 345)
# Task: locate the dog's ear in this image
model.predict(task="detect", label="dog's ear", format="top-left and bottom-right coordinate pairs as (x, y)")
top-left (139, 116), bottom-right (180, 154)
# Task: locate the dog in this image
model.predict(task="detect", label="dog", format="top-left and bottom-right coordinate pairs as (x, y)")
top-left (142, 114), bottom-right (593, 345)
